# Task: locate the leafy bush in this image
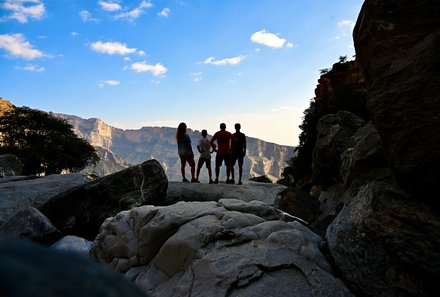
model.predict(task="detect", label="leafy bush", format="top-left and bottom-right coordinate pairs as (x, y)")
top-left (0, 106), bottom-right (99, 175)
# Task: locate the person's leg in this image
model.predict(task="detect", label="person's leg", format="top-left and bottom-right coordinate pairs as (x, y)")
top-left (206, 159), bottom-right (213, 182)
top-left (180, 156), bottom-right (189, 182)
top-left (196, 158), bottom-right (203, 179)
top-left (214, 155), bottom-right (221, 183)
top-left (189, 156), bottom-right (197, 182)
top-left (238, 155), bottom-right (244, 184)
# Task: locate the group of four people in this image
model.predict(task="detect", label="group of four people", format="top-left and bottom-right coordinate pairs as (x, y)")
top-left (176, 122), bottom-right (246, 185)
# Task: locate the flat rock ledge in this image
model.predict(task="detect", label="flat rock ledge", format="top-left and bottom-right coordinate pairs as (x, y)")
top-left (91, 199), bottom-right (354, 297)
top-left (164, 181), bottom-right (287, 206)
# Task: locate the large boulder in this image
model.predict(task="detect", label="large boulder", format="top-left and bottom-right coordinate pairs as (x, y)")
top-left (0, 206), bottom-right (62, 245)
top-left (326, 181), bottom-right (440, 297)
top-left (91, 199), bottom-right (354, 297)
top-left (39, 160), bottom-right (168, 240)
top-left (0, 237), bottom-right (147, 297)
top-left (0, 173), bottom-right (89, 224)
top-left (353, 0), bottom-right (440, 202)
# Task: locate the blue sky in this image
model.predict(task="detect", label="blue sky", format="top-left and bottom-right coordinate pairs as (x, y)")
top-left (0, 0), bottom-right (363, 146)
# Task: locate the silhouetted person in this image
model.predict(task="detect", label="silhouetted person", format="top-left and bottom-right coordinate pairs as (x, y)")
top-left (196, 129), bottom-right (214, 183)
top-left (210, 123), bottom-right (236, 184)
top-left (231, 123), bottom-right (246, 185)
top-left (176, 122), bottom-right (197, 182)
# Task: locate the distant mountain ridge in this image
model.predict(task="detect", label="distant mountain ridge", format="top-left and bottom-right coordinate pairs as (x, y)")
top-left (54, 113), bottom-right (295, 182)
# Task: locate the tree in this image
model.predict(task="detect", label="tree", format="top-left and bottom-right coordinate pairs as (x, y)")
top-left (0, 106), bottom-right (99, 175)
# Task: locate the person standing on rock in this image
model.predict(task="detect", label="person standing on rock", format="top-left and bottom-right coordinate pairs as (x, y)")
top-left (210, 123), bottom-right (236, 184)
top-left (195, 129), bottom-right (214, 184)
top-left (231, 123), bottom-right (246, 185)
top-left (176, 122), bottom-right (197, 182)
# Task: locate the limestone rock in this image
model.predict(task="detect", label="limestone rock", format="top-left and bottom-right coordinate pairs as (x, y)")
top-left (0, 237), bottom-right (147, 297)
top-left (353, 0), bottom-right (440, 201)
top-left (0, 154), bottom-right (22, 177)
top-left (0, 173), bottom-right (89, 224)
top-left (0, 206), bottom-right (62, 245)
top-left (326, 182), bottom-right (440, 297)
top-left (91, 199), bottom-right (354, 297)
top-left (50, 235), bottom-right (93, 257)
top-left (39, 160), bottom-right (168, 240)
top-left (164, 181), bottom-right (286, 206)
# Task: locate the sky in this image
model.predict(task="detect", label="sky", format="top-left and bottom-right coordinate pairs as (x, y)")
top-left (0, 0), bottom-right (364, 146)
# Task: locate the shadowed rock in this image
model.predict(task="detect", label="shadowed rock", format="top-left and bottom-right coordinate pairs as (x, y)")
top-left (40, 160), bottom-right (168, 240)
top-left (0, 237), bottom-right (147, 297)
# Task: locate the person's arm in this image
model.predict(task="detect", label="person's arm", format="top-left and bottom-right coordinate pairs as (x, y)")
top-left (210, 134), bottom-right (217, 151)
top-left (243, 134), bottom-right (247, 155)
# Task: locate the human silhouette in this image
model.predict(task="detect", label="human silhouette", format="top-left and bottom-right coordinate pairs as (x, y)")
top-left (210, 123), bottom-right (236, 184)
top-left (176, 122), bottom-right (197, 182)
top-left (196, 129), bottom-right (214, 183)
top-left (231, 123), bottom-right (247, 185)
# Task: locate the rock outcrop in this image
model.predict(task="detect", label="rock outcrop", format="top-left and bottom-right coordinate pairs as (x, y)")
top-left (353, 0), bottom-right (440, 201)
top-left (164, 181), bottom-right (286, 206)
top-left (0, 207), bottom-right (62, 244)
top-left (327, 182), bottom-right (440, 297)
top-left (0, 173), bottom-right (89, 224)
top-left (307, 1), bottom-right (440, 297)
top-left (91, 199), bottom-right (354, 297)
top-left (39, 160), bottom-right (168, 240)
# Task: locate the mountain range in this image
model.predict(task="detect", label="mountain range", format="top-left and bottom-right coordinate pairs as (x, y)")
top-left (54, 113), bottom-right (295, 182)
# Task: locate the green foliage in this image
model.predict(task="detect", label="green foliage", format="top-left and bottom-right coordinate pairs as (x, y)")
top-left (0, 106), bottom-right (99, 175)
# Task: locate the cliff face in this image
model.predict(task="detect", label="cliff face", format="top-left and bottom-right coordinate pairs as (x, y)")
top-left (56, 113), bottom-right (295, 181)
top-left (0, 98), bottom-right (14, 117)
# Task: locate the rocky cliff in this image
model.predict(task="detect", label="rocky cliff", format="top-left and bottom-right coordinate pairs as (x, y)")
top-left (54, 113), bottom-right (295, 182)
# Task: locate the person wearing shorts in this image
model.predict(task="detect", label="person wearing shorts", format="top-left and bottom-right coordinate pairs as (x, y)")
top-left (210, 123), bottom-right (236, 184)
top-left (176, 122), bottom-right (197, 182)
top-left (195, 129), bottom-right (214, 183)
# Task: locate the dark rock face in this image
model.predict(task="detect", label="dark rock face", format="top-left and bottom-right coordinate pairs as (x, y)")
top-left (327, 182), bottom-right (440, 297)
top-left (274, 187), bottom-right (319, 224)
top-left (312, 111), bottom-right (366, 189)
top-left (353, 0), bottom-right (440, 201)
top-left (39, 160), bottom-right (168, 240)
top-left (0, 207), bottom-right (62, 245)
top-left (0, 237), bottom-right (147, 297)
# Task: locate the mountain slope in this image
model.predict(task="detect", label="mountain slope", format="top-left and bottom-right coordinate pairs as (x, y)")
top-left (55, 113), bottom-right (295, 182)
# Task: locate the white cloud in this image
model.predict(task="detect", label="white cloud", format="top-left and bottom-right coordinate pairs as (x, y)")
top-left (158, 7), bottom-right (170, 17)
top-left (190, 72), bottom-right (202, 82)
top-left (91, 41), bottom-right (138, 55)
top-left (1, 0), bottom-right (45, 23)
top-left (98, 1), bottom-right (121, 12)
top-left (79, 10), bottom-right (99, 23)
top-left (0, 33), bottom-right (47, 60)
top-left (15, 64), bottom-right (45, 72)
top-left (250, 29), bottom-right (292, 48)
top-left (99, 79), bottom-right (120, 87)
top-left (338, 19), bottom-right (355, 29)
top-left (114, 1), bottom-right (153, 21)
top-left (203, 55), bottom-right (245, 66)
top-left (71, 32), bottom-right (78, 37)
top-left (131, 61), bottom-right (168, 76)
